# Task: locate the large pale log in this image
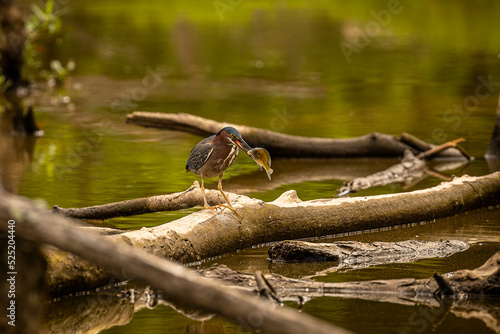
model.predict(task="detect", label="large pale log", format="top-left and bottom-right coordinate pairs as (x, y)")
top-left (126, 112), bottom-right (466, 158)
top-left (0, 191), bottom-right (351, 334)
top-left (45, 173), bottom-right (500, 296)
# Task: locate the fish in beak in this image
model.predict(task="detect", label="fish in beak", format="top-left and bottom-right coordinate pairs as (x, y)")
top-left (230, 136), bottom-right (252, 153)
top-left (248, 147), bottom-right (273, 180)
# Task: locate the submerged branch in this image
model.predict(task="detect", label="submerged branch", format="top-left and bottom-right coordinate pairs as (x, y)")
top-left (200, 252), bottom-right (500, 332)
top-left (203, 251), bottom-right (500, 301)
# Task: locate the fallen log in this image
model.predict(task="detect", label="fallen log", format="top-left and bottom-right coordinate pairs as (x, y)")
top-left (45, 172), bottom-right (500, 295)
top-left (267, 240), bottom-right (469, 264)
top-left (126, 112), bottom-right (466, 159)
top-left (52, 182), bottom-right (219, 220)
top-left (0, 190), bottom-right (351, 334)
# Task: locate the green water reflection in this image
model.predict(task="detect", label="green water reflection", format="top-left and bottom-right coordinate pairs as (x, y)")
top-left (4, 0), bottom-right (500, 333)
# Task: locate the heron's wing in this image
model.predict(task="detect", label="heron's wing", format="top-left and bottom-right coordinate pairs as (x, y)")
top-left (186, 142), bottom-right (214, 171)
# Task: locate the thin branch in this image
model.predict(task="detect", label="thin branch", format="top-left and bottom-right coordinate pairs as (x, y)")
top-left (416, 138), bottom-right (470, 160)
top-left (52, 182), bottom-right (234, 220)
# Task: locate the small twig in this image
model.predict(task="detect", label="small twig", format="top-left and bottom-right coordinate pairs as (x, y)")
top-left (255, 271), bottom-right (281, 304)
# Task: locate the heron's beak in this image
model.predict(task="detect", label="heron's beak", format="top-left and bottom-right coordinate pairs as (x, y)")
top-left (231, 137), bottom-right (252, 153)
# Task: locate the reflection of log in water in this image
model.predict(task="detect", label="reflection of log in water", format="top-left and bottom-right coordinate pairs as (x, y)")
top-left (224, 158), bottom-right (469, 194)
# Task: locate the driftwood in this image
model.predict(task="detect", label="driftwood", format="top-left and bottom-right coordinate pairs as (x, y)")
top-left (45, 173), bottom-right (500, 295)
top-left (201, 252), bottom-right (500, 300)
top-left (37, 252), bottom-right (500, 333)
top-left (0, 190), bottom-right (351, 334)
top-left (267, 240), bottom-right (469, 264)
top-left (338, 138), bottom-right (471, 196)
top-left (126, 112), bottom-right (467, 159)
top-left (338, 150), bottom-right (427, 196)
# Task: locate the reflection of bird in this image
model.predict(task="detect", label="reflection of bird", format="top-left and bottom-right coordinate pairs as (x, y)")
top-left (186, 127), bottom-right (251, 217)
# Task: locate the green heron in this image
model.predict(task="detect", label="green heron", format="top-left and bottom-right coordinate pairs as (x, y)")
top-left (186, 126), bottom-right (251, 216)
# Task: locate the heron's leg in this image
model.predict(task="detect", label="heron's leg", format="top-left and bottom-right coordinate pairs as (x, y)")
top-left (217, 175), bottom-right (242, 217)
top-left (200, 175), bottom-right (210, 208)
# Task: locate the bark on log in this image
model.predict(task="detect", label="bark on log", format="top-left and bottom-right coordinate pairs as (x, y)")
top-left (126, 112), bottom-right (466, 158)
top-left (267, 240), bottom-right (469, 263)
top-left (0, 190), bottom-right (352, 334)
top-left (44, 172), bottom-right (500, 295)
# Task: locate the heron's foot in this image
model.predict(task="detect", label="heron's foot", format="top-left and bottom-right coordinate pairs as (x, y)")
top-left (217, 204), bottom-right (243, 218)
top-left (202, 204), bottom-right (242, 218)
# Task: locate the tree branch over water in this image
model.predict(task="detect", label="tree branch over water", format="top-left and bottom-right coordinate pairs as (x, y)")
top-left (126, 112), bottom-right (468, 159)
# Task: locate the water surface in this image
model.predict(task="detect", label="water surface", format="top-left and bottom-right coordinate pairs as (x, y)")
top-left (3, 1), bottom-right (500, 333)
